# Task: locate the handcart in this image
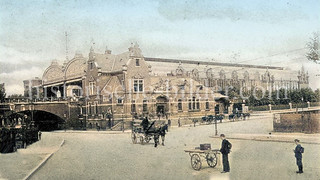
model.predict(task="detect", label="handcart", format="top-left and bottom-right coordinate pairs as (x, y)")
top-left (184, 148), bottom-right (220, 171)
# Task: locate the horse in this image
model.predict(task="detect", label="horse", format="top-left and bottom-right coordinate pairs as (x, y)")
top-left (154, 123), bottom-right (168, 147)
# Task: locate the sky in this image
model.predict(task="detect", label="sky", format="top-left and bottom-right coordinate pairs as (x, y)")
top-left (0, 0), bottom-right (320, 95)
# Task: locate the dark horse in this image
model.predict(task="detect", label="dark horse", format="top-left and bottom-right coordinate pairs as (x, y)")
top-left (141, 117), bottom-right (168, 147)
top-left (154, 124), bottom-right (168, 147)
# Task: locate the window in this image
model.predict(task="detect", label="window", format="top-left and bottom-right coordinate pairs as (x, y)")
top-left (193, 97), bottom-right (196, 110)
top-left (89, 62), bottom-right (94, 70)
top-left (143, 100), bottom-right (148, 112)
top-left (189, 97), bottom-right (200, 111)
top-left (206, 100), bottom-right (209, 110)
top-left (89, 82), bottom-right (95, 95)
top-left (133, 79), bottom-right (144, 92)
top-left (178, 99), bottom-right (182, 111)
top-left (88, 103), bottom-right (92, 114)
top-left (131, 100), bottom-right (136, 112)
top-left (136, 59), bottom-right (140, 66)
top-left (196, 99), bottom-right (200, 110)
top-left (117, 98), bottom-right (123, 104)
top-left (179, 85), bottom-right (185, 90)
top-left (94, 101), bottom-right (98, 114)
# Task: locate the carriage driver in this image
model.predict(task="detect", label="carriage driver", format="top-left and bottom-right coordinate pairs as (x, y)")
top-left (141, 117), bottom-right (149, 132)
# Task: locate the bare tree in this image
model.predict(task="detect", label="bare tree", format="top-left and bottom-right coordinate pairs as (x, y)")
top-left (306, 32), bottom-right (320, 64)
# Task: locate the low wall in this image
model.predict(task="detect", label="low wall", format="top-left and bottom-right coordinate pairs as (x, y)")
top-left (273, 110), bottom-right (320, 133)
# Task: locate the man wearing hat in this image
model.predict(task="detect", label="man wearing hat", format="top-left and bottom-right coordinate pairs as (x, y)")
top-left (293, 139), bottom-right (304, 173)
top-left (220, 134), bottom-right (231, 173)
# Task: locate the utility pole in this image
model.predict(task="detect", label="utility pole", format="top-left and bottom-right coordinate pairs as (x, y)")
top-left (65, 32), bottom-right (69, 62)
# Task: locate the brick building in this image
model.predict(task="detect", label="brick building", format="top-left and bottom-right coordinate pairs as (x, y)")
top-left (33, 43), bottom-right (308, 128)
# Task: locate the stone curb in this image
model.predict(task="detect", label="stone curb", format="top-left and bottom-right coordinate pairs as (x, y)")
top-left (52, 131), bottom-right (131, 134)
top-left (23, 139), bottom-right (65, 180)
top-left (209, 136), bottom-right (320, 145)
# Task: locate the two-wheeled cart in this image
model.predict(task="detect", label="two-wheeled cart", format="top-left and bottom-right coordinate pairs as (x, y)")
top-left (184, 149), bottom-right (220, 171)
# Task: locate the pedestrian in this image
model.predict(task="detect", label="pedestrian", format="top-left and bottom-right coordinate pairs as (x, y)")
top-left (220, 134), bottom-right (231, 173)
top-left (160, 123), bottom-right (167, 146)
top-left (38, 131), bottom-right (42, 140)
top-left (178, 118), bottom-right (181, 127)
top-left (293, 139), bottom-right (304, 174)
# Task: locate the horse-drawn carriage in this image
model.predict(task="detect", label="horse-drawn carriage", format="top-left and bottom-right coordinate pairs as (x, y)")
top-left (131, 118), bottom-right (167, 147)
top-left (201, 114), bottom-right (225, 124)
top-left (228, 112), bottom-right (250, 121)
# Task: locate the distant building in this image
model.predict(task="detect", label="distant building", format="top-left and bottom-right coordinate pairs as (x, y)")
top-left (33, 43), bottom-right (308, 128)
top-left (23, 77), bottom-right (42, 98)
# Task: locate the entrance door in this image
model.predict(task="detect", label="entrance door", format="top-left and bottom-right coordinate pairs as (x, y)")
top-left (156, 96), bottom-right (169, 118)
top-left (156, 105), bottom-right (165, 114)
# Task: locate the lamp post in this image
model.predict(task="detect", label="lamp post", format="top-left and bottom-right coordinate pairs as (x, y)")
top-left (30, 101), bottom-right (34, 129)
top-left (121, 109), bottom-right (124, 132)
top-left (113, 110), bottom-right (116, 128)
top-left (214, 116), bottom-right (218, 136)
top-left (214, 104), bottom-right (218, 136)
top-left (301, 97), bottom-right (304, 112)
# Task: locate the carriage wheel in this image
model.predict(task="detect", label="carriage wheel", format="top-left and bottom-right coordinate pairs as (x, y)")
top-left (140, 136), bottom-right (145, 145)
top-left (191, 154), bottom-right (202, 171)
top-left (131, 133), bottom-right (137, 144)
top-left (206, 153), bottom-right (217, 168)
top-left (145, 135), bottom-right (151, 143)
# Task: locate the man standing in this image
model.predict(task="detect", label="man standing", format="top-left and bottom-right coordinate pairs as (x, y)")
top-left (293, 139), bottom-right (304, 173)
top-left (220, 134), bottom-right (231, 173)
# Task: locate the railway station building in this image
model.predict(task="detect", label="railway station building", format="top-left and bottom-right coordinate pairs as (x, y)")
top-left (33, 43), bottom-right (309, 128)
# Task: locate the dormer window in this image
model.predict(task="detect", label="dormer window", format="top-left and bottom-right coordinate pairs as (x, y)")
top-left (136, 59), bottom-right (140, 66)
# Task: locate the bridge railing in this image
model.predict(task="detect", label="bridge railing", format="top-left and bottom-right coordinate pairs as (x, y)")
top-left (4, 97), bottom-right (84, 104)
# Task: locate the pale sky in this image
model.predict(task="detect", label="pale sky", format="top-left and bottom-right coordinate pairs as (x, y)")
top-left (1, 0), bottom-right (320, 95)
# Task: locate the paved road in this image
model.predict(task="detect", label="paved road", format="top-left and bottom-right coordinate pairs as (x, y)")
top-left (30, 114), bottom-right (320, 180)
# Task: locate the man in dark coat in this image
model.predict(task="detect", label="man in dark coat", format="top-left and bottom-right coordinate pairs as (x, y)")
top-left (293, 139), bottom-right (303, 173)
top-left (220, 134), bottom-right (230, 173)
top-left (141, 117), bottom-right (149, 132)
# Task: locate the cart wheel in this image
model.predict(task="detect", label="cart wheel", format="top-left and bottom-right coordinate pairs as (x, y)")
top-left (191, 154), bottom-right (202, 171)
top-left (206, 153), bottom-right (217, 168)
top-left (140, 136), bottom-right (145, 145)
top-left (131, 133), bottom-right (137, 144)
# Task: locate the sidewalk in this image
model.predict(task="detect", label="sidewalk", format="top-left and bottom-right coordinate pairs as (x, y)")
top-left (210, 133), bottom-right (320, 144)
top-left (0, 133), bottom-right (64, 180)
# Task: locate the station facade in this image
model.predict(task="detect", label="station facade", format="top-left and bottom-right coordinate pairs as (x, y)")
top-left (28, 43), bottom-right (309, 128)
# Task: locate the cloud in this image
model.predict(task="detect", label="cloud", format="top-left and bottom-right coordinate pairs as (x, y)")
top-left (157, 0), bottom-right (308, 23)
